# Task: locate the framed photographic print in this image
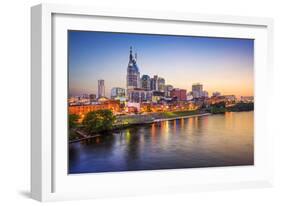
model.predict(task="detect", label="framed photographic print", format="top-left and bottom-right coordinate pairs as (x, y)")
top-left (31, 3), bottom-right (274, 201)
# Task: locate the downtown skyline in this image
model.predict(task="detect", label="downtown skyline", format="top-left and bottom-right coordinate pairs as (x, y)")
top-left (68, 31), bottom-right (254, 98)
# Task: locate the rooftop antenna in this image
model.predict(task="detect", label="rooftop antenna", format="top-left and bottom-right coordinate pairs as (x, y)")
top-left (129, 46), bottom-right (133, 61)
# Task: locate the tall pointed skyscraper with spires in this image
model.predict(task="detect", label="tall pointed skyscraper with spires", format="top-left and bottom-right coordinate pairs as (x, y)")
top-left (126, 47), bottom-right (140, 90)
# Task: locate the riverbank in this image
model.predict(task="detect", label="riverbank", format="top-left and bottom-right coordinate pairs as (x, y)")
top-left (70, 110), bottom-right (211, 143)
top-left (113, 110), bottom-right (210, 128)
top-left (119, 112), bottom-right (211, 125)
top-left (115, 110), bottom-right (207, 125)
top-left (152, 112), bottom-right (211, 123)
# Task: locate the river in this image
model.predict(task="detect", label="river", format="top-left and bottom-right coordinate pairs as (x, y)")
top-left (69, 111), bottom-right (254, 174)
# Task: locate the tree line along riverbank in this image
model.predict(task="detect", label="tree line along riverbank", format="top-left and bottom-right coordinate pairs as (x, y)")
top-left (207, 102), bottom-right (254, 114)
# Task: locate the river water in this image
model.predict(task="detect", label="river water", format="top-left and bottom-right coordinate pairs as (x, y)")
top-left (69, 111), bottom-right (254, 174)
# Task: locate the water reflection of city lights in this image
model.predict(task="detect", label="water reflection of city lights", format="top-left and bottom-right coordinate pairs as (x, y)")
top-left (189, 117), bottom-right (194, 126)
top-left (180, 118), bottom-right (184, 128)
top-left (151, 123), bottom-right (156, 138)
top-left (194, 117), bottom-right (198, 128)
top-left (125, 130), bottom-right (131, 143)
top-left (160, 121), bottom-right (170, 135)
top-left (173, 120), bottom-right (177, 132)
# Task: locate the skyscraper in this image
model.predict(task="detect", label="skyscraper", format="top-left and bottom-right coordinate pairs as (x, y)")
top-left (157, 77), bottom-right (165, 92)
top-left (141, 75), bottom-right (151, 91)
top-left (192, 83), bottom-right (203, 98)
top-left (164, 85), bottom-right (173, 97)
top-left (150, 75), bottom-right (158, 91)
top-left (98, 79), bottom-right (105, 98)
top-left (126, 47), bottom-right (140, 90)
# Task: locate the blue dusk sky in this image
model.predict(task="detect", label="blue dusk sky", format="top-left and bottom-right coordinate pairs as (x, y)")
top-left (68, 30), bottom-right (254, 97)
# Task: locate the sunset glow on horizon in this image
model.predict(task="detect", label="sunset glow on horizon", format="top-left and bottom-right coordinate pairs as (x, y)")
top-left (68, 31), bottom-right (254, 98)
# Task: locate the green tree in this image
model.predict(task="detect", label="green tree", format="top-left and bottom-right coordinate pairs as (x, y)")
top-left (209, 102), bottom-right (226, 114)
top-left (82, 109), bottom-right (116, 134)
top-left (69, 114), bottom-right (79, 129)
top-left (68, 114), bottom-right (79, 140)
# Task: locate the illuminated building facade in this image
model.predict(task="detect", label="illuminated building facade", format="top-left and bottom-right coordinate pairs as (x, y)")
top-left (69, 99), bottom-right (121, 119)
top-left (111, 87), bottom-right (125, 99)
top-left (151, 91), bottom-right (165, 103)
top-left (171, 88), bottom-right (187, 101)
top-left (241, 96), bottom-right (254, 103)
top-left (127, 88), bottom-right (152, 103)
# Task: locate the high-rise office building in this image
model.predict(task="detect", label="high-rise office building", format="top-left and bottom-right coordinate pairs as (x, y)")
top-left (141, 75), bottom-right (151, 91)
top-left (98, 79), bottom-right (105, 98)
top-left (150, 75), bottom-right (158, 91)
top-left (126, 47), bottom-right (140, 90)
top-left (164, 85), bottom-right (173, 97)
top-left (192, 83), bottom-right (203, 98)
top-left (157, 77), bottom-right (165, 92)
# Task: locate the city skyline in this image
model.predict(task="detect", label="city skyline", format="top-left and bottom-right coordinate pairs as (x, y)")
top-left (68, 31), bottom-right (254, 98)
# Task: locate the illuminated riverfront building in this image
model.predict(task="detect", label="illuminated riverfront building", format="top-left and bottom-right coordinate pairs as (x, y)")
top-left (69, 99), bottom-right (121, 119)
top-left (127, 88), bottom-right (152, 103)
top-left (207, 95), bottom-right (236, 105)
top-left (151, 91), bottom-right (165, 103)
top-left (241, 96), bottom-right (254, 103)
top-left (224, 95), bottom-right (236, 102)
top-left (171, 88), bottom-right (187, 101)
top-left (68, 96), bottom-right (80, 105)
top-left (98, 79), bottom-right (105, 98)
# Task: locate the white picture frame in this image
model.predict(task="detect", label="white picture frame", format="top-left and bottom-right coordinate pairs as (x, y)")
top-left (31, 3), bottom-right (274, 202)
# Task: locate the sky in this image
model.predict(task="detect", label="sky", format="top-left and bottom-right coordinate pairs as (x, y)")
top-left (68, 30), bottom-right (254, 98)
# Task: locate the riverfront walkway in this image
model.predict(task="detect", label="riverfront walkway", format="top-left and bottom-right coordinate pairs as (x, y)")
top-left (114, 111), bottom-right (211, 127)
top-left (152, 113), bottom-right (211, 123)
